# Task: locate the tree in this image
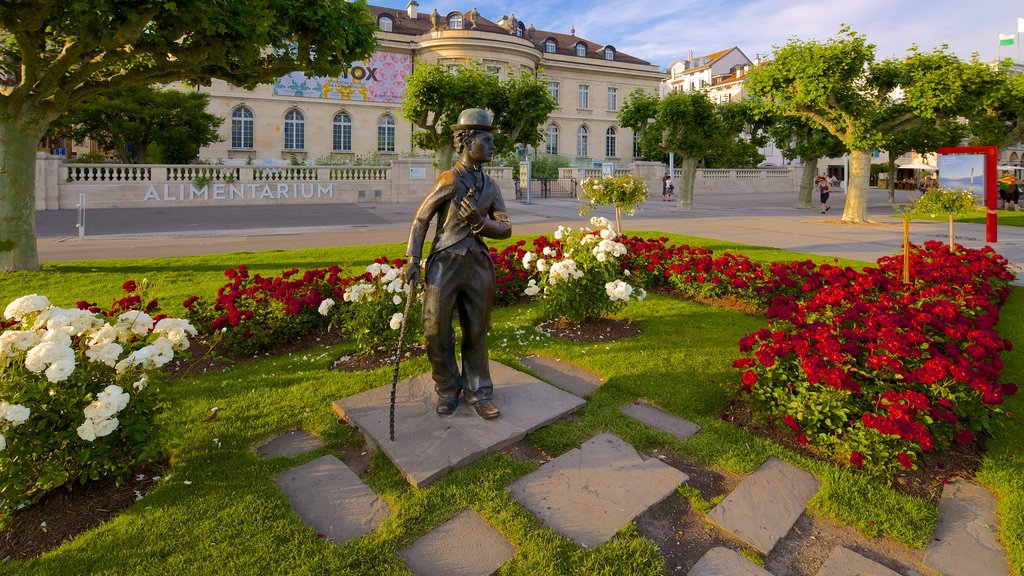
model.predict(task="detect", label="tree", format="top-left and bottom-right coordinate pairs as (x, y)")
top-left (967, 65), bottom-right (1024, 149)
top-left (745, 27), bottom-right (995, 223)
top-left (757, 114), bottom-right (847, 208)
top-left (48, 85), bottom-right (223, 164)
top-left (618, 89), bottom-right (751, 209)
top-left (0, 0), bottom-right (377, 271)
top-left (879, 119), bottom-right (964, 203)
top-left (401, 62), bottom-right (556, 170)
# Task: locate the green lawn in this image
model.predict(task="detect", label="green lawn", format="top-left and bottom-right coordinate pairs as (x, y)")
top-left (1, 234), bottom-right (1020, 575)
top-left (890, 208), bottom-right (1024, 227)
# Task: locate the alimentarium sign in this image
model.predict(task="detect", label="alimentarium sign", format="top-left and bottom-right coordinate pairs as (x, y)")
top-left (273, 52), bottom-right (411, 103)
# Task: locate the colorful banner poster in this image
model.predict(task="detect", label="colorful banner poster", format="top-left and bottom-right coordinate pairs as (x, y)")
top-left (938, 153), bottom-right (987, 197)
top-left (273, 52), bottom-right (411, 103)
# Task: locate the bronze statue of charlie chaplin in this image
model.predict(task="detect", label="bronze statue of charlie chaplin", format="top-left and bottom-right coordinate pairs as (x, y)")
top-left (404, 108), bottom-right (512, 419)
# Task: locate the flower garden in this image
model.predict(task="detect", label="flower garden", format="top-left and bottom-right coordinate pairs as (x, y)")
top-left (0, 221), bottom-right (1021, 575)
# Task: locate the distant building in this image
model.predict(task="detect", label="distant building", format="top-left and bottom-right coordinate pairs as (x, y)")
top-left (193, 2), bottom-right (664, 168)
top-left (660, 47), bottom-right (784, 166)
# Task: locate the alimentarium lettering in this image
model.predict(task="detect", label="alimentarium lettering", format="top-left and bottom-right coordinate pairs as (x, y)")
top-left (143, 183), bottom-right (334, 202)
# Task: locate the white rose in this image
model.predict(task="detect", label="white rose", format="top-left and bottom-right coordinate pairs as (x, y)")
top-left (522, 252), bottom-right (536, 269)
top-left (0, 433), bottom-right (5, 451)
top-left (317, 298), bottom-right (335, 316)
top-left (85, 342), bottom-right (124, 367)
top-left (133, 374), bottom-right (149, 391)
top-left (524, 280), bottom-right (540, 297)
top-left (3, 294), bottom-right (50, 321)
top-left (0, 402), bottom-right (31, 426)
top-left (115, 311), bottom-right (154, 340)
top-left (389, 312), bottom-right (404, 330)
top-left (536, 258), bottom-right (549, 272)
top-left (392, 295), bottom-right (402, 306)
top-left (39, 329), bottom-right (72, 347)
top-left (366, 263), bottom-right (383, 277)
top-left (87, 324), bottom-right (120, 347)
top-left (0, 330), bottom-right (40, 358)
top-left (24, 341), bottom-right (76, 381)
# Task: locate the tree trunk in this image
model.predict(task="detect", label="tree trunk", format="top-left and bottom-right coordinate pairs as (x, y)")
top-left (796, 160), bottom-right (816, 209)
top-left (886, 151), bottom-right (896, 204)
top-left (434, 143), bottom-right (455, 171)
top-left (840, 149), bottom-right (872, 223)
top-left (0, 115), bottom-right (43, 271)
top-left (675, 155), bottom-right (697, 210)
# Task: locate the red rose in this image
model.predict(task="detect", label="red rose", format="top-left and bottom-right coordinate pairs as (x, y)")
top-left (953, 429), bottom-right (974, 445)
top-left (122, 279), bottom-right (137, 293)
top-left (896, 453), bottom-right (913, 470)
top-left (850, 451), bottom-right (864, 468)
top-left (741, 371), bottom-right (758, 387)
top-left (797, 433), bottom-right (809, 446)
top-left (782, 415), bottom-right (799, 431)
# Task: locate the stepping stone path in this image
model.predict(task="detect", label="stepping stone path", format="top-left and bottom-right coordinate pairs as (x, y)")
top-left (273, 454), bottom-right (390, 546)
top-left (508, 432), bottom-right (688, 548)
top-left (815, 546), bottom-right (901, 576)
top-left (621, 401), bottom-right (701, 441)
top-left (254, 428), bottom-right (324, 458)
top-left (707, 457), bottom-right (820, 555)
top-left (398, 509), bottom-right (515, 576)
top-left (924, 481), bottom-right (1011, 576)
top-left (689, 547), bottom-right (771, 576)
top-left (333, 361), bottom-right (585, 488)
top-left (518, 354), bottom-right (603, 397)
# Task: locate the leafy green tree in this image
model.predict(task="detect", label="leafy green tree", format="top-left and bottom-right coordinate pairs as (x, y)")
top-left (745, 27), bottom-right (995, 223)
top-left (48, 86), bottom-right (222, 164)
top-left (757, 114), bottom-right (847, 208)
top-left (967, 65), bottom-right (1024, 149)
top-left (619, 90), bottom-right (751, 209)
top-left (401, 62), bottom-right (557, 170)
top-left (879, 119), bottom-right (964, 203)
top-left (0, 0), bottom-right (377, 271)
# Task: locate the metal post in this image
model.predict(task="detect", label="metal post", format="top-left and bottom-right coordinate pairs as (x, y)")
top-left (77, 191), bottom-right (85, 239)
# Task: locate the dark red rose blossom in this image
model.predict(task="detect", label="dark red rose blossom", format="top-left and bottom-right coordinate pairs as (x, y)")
top-left (896, 453), bottom-right (914, 470)
top-left (849, 451), bottom-right (864, 468)
top-left (122, 279), bottom-right (137, 293)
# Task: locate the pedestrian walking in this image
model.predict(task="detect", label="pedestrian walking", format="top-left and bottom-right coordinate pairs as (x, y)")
top-left (817, 174), bottom-right (831, 213)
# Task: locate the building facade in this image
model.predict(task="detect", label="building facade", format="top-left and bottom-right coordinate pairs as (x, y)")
top-left (194, 2), bottom-right (664, 168)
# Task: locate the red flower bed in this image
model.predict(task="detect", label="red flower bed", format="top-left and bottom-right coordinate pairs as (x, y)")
top-left (733, 241), bottom-right (1016, 474)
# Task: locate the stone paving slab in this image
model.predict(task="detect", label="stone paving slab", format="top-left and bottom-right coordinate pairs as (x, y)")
top-left (815, 545), bottom-right (901, 576)
top-left (518, 354), bottom-right (602, 397)
top-left (399, 509), bottom-right (516, 576)
top-left (507, 432), bottom-right (688, 548)
top-left (333, 361), bottom-right (585, 488)
top-left (620, 401), bottom-right (701, 442)
top-left (274, 454), bottom-right (390, 546)
top-left (688, 547), bottom-right (772, 576)
top-left (924, 481), bottom-right (1010, 576)
top-left (255, 429), bottom-right (324, 458)
top-left (707, 457), bottom-right (820, 555)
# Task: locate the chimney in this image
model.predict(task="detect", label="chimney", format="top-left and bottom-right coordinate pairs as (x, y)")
top-left (688, 49), bottom-right (693, 61)
top-left (406, 0), bottom-right (418, 18)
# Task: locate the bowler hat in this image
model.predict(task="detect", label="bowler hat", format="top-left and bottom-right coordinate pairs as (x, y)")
top-left (451, 108), bottom-right (494, 131)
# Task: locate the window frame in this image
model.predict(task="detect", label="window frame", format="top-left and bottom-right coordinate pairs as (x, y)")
top-left (607, 87), bottom-right (617, 111)
top-left (546, 124), bottom-right (559, 155)
top-left (544, 38), bottom-right (557, 53)
top-left (284, 108), bottom-right (305, 151)
top-left (378, 15), bottom-right (393, 32)
top-left (577, 125), bottom-right (589, 157)
top-left (605, 127), bottom-right (617, 157)
top-left (377, 114), bottom-right (396, 153)
top-left (230, 106), bottom-right (254, 149)
top-left (332, 112), bottom-right (353, 152)
top-left (575, 42), bottom-right (587, 57)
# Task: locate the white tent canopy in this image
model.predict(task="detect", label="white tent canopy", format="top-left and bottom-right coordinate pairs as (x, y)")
top-left (896, 161), bottom-right (937, 171)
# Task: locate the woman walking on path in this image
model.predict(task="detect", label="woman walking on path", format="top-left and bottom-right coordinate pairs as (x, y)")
top-left (817, 174), bottom-right (831, 213)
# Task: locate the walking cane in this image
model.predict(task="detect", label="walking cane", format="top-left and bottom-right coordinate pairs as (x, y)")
top-left (389, 283), bottom-right (416, 442)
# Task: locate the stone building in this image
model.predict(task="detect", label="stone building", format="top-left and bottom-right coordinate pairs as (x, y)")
top-left (195, 2), bottom-right (664, 168)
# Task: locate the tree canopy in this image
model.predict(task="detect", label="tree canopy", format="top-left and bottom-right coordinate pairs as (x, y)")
top-left (967, 65), bottom-right (1024, 149)
top-left (401, 61), bottom-right (557, 169)
top-left (619, 89), bottom-right (755, 209)
top-left (744, 27), bottom-right (995, 222)
top-left (756, 113), bottom-right (847, 208)
top-left (0, 0), bottom-right (378, 271)
top-left (48, 85), bottom-right (223, 164)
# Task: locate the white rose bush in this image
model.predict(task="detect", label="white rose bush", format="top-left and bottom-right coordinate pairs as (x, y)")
top-left (331, 257), bottom-right (423, 353)
top-left (0, 293), bottom-right (194, 514)
top-left (521, 217), bottom-right (647, 324)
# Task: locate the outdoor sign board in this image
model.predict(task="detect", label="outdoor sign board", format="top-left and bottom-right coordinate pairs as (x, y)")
top-left (938, 146), bottom-right (998, 242)
top-left (273, 52), bottom-right (411, 103)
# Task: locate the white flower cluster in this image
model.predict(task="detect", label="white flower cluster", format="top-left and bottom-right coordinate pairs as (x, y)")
top-left (317, 298), bottom-right (335, 316)
top-left (548, 259), bottom-right (584, 284)
top-left (0, 402), bottom-right (31, 451)
top-left (524, 279), bottom-right (541, 296)
top-left (389, 312), bottom-right (404, 330)
top-left (344, 262), bottom-right (410, 305)
top-left (605, 280), bottom-right (646, 302)
top-left (3, 294), bottom-right (51, 322)
top-left (115, 338), bottom-right (175, 374)
top-left (153, 318), bottom-right (198, 351)
top-left (592, 238), bottom-right (627, 262)
top-left (77, 385), bottom-right (130, 441)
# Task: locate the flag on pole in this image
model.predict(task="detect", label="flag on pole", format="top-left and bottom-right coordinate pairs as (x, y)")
top-left (999, 33), bottom-right (1015, 47)
top-left (1018, 16), bottom-right (1024, 33)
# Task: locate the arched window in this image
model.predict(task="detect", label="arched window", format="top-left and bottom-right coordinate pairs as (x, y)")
top-left (575, 42), bottom-right (587, 57)
top-left (544, 38), bottom-right (557, 53)
top-left (577, 126), bottom-right (588, 157)
top-left (546, 125), bottom-right (559, 155)
top-left (378, 15), bottom-right (393, 32)
top-left (231, 106), bottom-right (254, 149)
top-left (605, 127), bottom-right (617, 157)
top-left (377, 115), bottom-right (396, 152)
top-left (284, 109), bottom-right (304, 150)
top-left (448, 13), bottom-right (463, 29)
top-left (515, 22), bottom-right (525, 37)
top-left (604, 46), bottom-right (615, 60)
top-left (333, 112), bottom-right (352, 152)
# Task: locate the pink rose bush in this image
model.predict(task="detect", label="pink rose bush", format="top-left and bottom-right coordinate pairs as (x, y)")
top-left (0, 282), bottom-right (194, 515)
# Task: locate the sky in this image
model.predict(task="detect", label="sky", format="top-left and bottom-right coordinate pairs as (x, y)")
top-left (419, 0), bottom-right (1024, 70)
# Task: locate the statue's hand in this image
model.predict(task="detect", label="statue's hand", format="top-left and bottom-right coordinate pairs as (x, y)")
top-left (459, 197), bottom-right (482, 226)
top-left (403, 261), bottom-right (420, 286)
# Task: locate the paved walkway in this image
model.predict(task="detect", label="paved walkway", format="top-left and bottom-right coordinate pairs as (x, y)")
top-left (34, 188), bottom-right (1024, 284)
